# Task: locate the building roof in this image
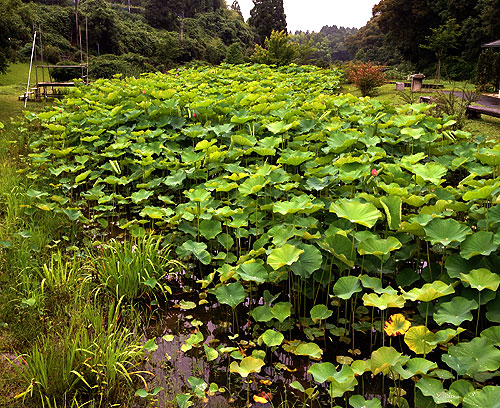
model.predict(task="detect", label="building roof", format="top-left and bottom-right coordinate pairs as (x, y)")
top-left (482, 39), bottom-right (500, 48)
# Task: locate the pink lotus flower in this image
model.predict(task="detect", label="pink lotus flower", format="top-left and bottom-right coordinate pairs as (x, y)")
top-left (142, 90), bottom-right (146, 94)
top-left (193, 113), bottom-right (196, 117)
top-left (371, 168), bottom-right (378, 176)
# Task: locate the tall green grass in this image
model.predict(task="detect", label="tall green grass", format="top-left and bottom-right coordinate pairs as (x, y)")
top-left (11, 300), bottom-right (148, 407)
top-left (93, 234), bottom-right (184, 303)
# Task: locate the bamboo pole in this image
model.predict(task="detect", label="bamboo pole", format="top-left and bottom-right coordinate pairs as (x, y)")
top-left (25, 31), bottom-right (37, 108)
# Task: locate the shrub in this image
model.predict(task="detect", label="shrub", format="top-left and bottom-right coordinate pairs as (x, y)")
top-left (88, 53), bottom-right (154, 79)
top-left (251, 30), bottom-right (297, 66)
top-left (430, 85), bottom-right (478, 130)
top-left (346, 61), bottom-right (386, 96)
top-left (225, 42), bottom-right (245, 64)
top-left (49, 60), bottom-right (82, 82)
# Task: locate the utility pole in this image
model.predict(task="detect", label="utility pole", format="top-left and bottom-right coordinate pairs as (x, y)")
top-left (74, 0), bottom-right (80, 46)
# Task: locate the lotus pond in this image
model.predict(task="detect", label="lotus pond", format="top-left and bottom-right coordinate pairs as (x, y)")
top-left (6, 63), bottom-right (500, 407)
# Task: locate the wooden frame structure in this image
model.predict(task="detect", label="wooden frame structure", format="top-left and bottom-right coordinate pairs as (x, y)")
top-left (20, 18), bottom-right (89, 104)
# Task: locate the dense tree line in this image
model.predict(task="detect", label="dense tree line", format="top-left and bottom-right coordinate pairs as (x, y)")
top-left (346, 0), bottom-right (500, 80)
top-left (291, 25), bottom-right (357, 66)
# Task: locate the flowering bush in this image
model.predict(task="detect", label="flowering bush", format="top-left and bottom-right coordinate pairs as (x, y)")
top-left (346, 62), bottom-right (386, 97)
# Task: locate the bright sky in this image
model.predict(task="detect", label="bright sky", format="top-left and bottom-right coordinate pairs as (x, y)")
top-left (226, 0), bottom-right (379, 33)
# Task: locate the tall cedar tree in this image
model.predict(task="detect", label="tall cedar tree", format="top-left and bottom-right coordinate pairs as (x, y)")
top-left (248, 0), bottom-right (287, 44)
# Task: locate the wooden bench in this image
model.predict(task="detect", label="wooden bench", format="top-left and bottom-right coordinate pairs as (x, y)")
top-left (466, 105), bottom-right (500, 119)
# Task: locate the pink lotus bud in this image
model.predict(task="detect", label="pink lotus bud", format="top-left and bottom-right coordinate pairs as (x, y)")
top-left (371, 168), bottom-right (378, 176)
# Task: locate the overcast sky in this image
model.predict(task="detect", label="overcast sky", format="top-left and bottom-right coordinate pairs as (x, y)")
top-left (226, 0), bottom-right (379, 33)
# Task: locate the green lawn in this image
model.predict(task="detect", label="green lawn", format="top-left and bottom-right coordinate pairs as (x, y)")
top-left (343, 82), bottom-right (500, 139)
top-left (0, 62), bottom-right (53, 126)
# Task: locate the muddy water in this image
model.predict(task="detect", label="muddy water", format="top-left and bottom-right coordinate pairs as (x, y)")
top-left (137, 293), bottom-right (392, 408)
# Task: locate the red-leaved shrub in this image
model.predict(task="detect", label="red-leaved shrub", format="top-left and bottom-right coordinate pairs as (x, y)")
top-left (346, 62), bottom-right (386, 97)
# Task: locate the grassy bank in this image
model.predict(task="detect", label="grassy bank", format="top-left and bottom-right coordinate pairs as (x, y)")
top-left (344, 81), bottom-right (500, 139)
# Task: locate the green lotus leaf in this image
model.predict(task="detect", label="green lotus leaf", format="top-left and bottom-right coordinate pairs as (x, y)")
top-left (416, 377), bottom-right (461, 406)
top-left (320, 233), bottom-right (357, 268)
top-left (358, 236), bottom-right (402, 257)
top-left (474, 148), bottom-right (500, 166)
top-left (349, 395), bottom-right (382, 408)
top-left (271, 302), bottom-right (292, 323)
top-left (140, 206), bottom-right (173, 220)
top-left (176, 393), bottom-right (192, 408)
top-left (229, 356), bottom-right (265, 378)
top-left (463, 386), bottom-right (500, 408)
top-left (330, 199), bottom-right (382, 228)
top-left (333, 276), bottom-right (362, 300)
top-left (460, 268), bottom-right (500, 292)
top-left (290, 244), bottom-right (323, 279)
top-left (199, 219), bottom-right (222, 240)
top-left (181, 331), bottom-right (203, 352)
top-left (26, 188), bottom-right (48, 199)
top-left (231, 134), bottom-right (255, 147)
top-left (267, 244), bottom-right (304, 270)
top-left (379, 182), bottom-right (409, 197)
top-left (433, 297), bottom-right (478, 326)
top-left (163, 170), bottom-right (186, 188)
top-left (238, 175), bottom-right (267, 196)
top-left (129, 189), bottom-right (154, 204)
top-left (261, 329), bottom-right (284, 347)
top-left (273, 194), bottom-right (321, 215)
top-left (251, 305), bottom-right (273, 322)
top-left (214, 282), bottom-right (245, 309)
top-left (443, 337), bottom-right (500, 377)
top-left (324, 131), bottom-right (358, 153)
top-left (179, 300), bottom-right (196, 310)
top-left (289, 381), bottom-right (305, 392)
top-left (360, 275), bottom-right (383, 292)
top-left (177, 240), bottom-right (211, 265)
top-left (188, 376), bottom-right (207, 398)
top-left (265, 120), bottom-right (294, 134)
top-left (370, 347), bottom-right (409, 375)
top-left (401, 127), bottom-right (425, 139)
top-left (460, 231), bottom-right (497, 259)
top-left (411, 162), bottom-right (447, 185)
top-left (423, 218), bottom-right (471, 246)
top-left (432, 328), bottom-right (465, 345)
top-left (338, 163), bottom-right (371, 182)
top-left (217, 233), bottom-right (234, 250)
top-left (481, 326), bottom-right (500, 346)
top-left (210, 123), bottom-right (234, 136)
top-left (61, 208), bottom-right (83, 221)
top-left (310, 304), bottom-right (333, 322)
top-left (463, 185), bottom-right (496, 201)
top-left (401, 281), bottom-right (454, 302)
top-left (486, 296), bottom-right (500, 323)
top-left (404, 326), bottom-right (437, 355)
top-left (449, 379), bottom-right (474, 399)
top-left (236, 262), bottom-right (268, 283)
top-left (393, 358), bottom-right (438, 380)
top-left (380, 195), bottom-right (402, 230)
top-left (327, 365), bottom-right (358, 399)
top-left (362, 293), bottom-right (405, 310)
top-left (295, 342), bottom-right (323, 359)
top-left (184, 188), bottom-right (211, 202)
top-left (277, 149), bottom-right (314, 166)
top-left (204, 344), bottom-right (219, 362)
top-left (308, 362), bottom-right (337, 383)
top-left (445, 253), bottom-right (479, 279)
